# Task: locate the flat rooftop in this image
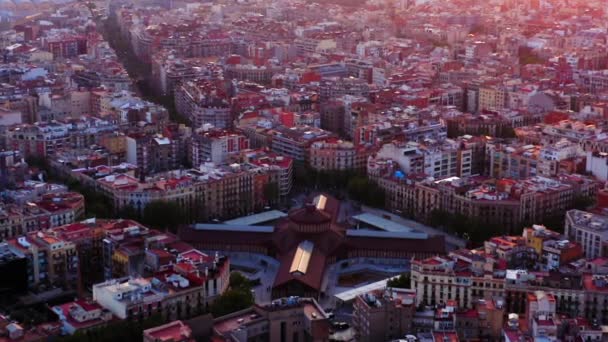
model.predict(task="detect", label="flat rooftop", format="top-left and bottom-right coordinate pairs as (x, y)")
top-left (193, 223), bottom-right (274, 233)
top-left (334, 276), bottom-right (399, 303)
top-left (223, 210), bottom-right (287, 226)
top-left (346, 229), bottom-right (428, 240)
top-left (352, 213), bottom-right (417, 233)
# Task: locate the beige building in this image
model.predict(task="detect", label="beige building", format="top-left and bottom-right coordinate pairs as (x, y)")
top-left (71, 162), bottom-right (281, 221)
top-left (479, 85), bottom-right (508, 112)
top-left (411, 251), bottom-right (507, 310)
top-left (488, 139), bottom-right (582, 179)
top-left (99, 132), bottom-right (127, 155)
top-left (309, 139), bottom-right (370, 172)
top-left (8, 231), bottom-right (78, 290)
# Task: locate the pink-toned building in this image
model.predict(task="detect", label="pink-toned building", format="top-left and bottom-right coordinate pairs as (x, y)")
top-left (144, 320), bottom-right (194, 342)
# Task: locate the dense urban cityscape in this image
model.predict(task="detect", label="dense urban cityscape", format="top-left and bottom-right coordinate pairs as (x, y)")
top-left (0, 0), bottom-right (606, 341)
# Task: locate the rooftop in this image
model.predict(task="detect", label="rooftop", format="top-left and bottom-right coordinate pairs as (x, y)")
top-left (223, 210), bottom-right (287, 226)
top-left (345, 229), bottom-right (428, 240)
top-left (192, 224), bottom-right (274, 233)
top-left (143, 320), bottom-right (192, 342)
top-left (289, 240), bottom-right (314, 275)
top-left (334, 276), bottom-right (400, 303)
top-left (566, 210), bottom-right (608, 232)
top-left (352, 213), bottom-right (417, 233)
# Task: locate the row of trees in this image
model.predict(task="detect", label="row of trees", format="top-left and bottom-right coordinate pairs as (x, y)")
top-left (428, 194), bottom-right (596, 246)
top-left (428, 210), bottom-right (504, 246)
top-left (293, 166), bottom-right (386, 208)
top-left (293, 165), bottom-right (361, 190)
top-left (102, 15), bottom-right (189, 124)
top-left (117, 201), bottom-right (190, 234)
top-left (346, 176), bottom-right (386, 208)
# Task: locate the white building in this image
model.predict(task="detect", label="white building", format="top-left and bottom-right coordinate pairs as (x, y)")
top-left (586, 151), bottom-right (608, 181)
top-left (93, 277), bottom-right (158, 319)
top-left (565, 209), bottom-right (608, 259)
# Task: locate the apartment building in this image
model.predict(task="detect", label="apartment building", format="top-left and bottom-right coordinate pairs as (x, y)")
top-left (94, 252), bottom-right (229, 320)
top-left (174, 80), bottom-right (232, 129)
top-left (319, 77), bottom-right (370, 101)
top-left (5, 123), bottom-right (70, 157)
top-left (586, 151), bottom-right (608, 181)
top-left (309, 138), bottom-right (371, 172)
top-left (268, 125), bottom-right (335, 162)
top-left (576, 70), bottom-right (608, 94)
top-left (7, 231), bottom-right (78, 290)
top-left (76, 162), bottom-right (279, 221)
top-left (191, 128), bottom-right (249, 166)
top-left (410, 255), bottom-right (505, 309)
top-left (487, 139), bottom-right (582, 179)
top-left (0, 243), bottom-right (27, 296)
top-left (370, 162), bottom-right (598, 230)
top-left (150, 54), bottom-right (223, 96)
top-left (224, 64), bottom-right (283, 84)
top-left (565, 209), bottom-right (608, 259)
top-left (478, 84), bottom-right (508, 112)
top-left (0, 192), bottom-right (85, 240)
top-left (319, 97), bottom-right (356, 135)
top-left (236, 149), bottom-right (294, 198)
top-left (126, 134), bottom-right (182, 175)
top-left (371, 139), bottom-right (474, 180)
top-left (295, 37), bottom-right (337, 55)
top-left (353, 288), bottom-right (415, 342)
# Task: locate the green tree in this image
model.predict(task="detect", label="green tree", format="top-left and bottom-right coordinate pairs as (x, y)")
top-left (229, 272), bottom-right (252, 291)
top-left (141, 201), bottom-right (188, 232)
top-left (347, 176), bottom-right (385, 208)
top-left (387, 273), bottom-right (411, 289)
top-left (209, 272), bottom-right (256, 317)
top-left (117, 204), bottom-right (140, 221)
top-left (293, 164), bottom-right (314, 189)
top-left (346, 176), bottom-right (368, 201)
top-left (574, 195), bottom-right (594, 211)
top-left (210, 289), bottom-right (254, 317)
top-left (428, 209), bottom-right (450, 228)
top-left (263, 182), bottom-right (280, 206)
